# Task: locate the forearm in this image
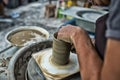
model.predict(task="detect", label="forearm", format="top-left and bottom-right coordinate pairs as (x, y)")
top-left (77, 42), bottom-right (102, 80)
top-left (72, 31), bottom-right (103, 80)
top-left (57, 26), bottom-right (103, 80)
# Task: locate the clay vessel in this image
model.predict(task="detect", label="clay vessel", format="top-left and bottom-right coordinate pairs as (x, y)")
top-left (51, 32), bottom-right (71, 65)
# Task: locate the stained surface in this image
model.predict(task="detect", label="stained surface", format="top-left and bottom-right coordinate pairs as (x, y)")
top-left (8, 29), bottom-right (47, 46)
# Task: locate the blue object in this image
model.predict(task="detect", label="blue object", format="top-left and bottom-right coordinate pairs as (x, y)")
top-left (60, 18), bottom-right (77, 27)
top-left (10, 12), bottom-right (20, 18)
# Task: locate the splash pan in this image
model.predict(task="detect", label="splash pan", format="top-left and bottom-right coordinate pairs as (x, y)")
top-left (6, 26), bottom-right (49, 47)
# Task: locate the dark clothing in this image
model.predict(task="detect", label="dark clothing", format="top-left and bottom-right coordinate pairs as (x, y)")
top-left (95, 14), bottom-right (108, 60)
top-left (0, 0), bottom-right (2, 3)
top-left (106, 0), bottom-right (120, 40)
top-left (96, 0), bottom-right (120, 59)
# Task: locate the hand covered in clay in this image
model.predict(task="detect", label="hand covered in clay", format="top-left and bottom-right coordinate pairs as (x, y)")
top-left (57, 25), bottom-right (79, 43)
top-left (57, 25), bottom-right (91, 47)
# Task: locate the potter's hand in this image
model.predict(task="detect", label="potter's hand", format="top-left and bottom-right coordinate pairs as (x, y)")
top-left (57, 25), bottom-right (79, 43)
top-left (57, 25), bottom-right (91, 46)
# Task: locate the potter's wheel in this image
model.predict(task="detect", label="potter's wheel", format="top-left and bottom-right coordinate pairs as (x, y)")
top-left (34, 48), bottom-right (79, 79)
top-left (26, 57), bottom-right (81, 80)
top-left (26, 58), bottom-right (46, 80)
top-left (7, 39), bottom-right (81, 80)
top-left (26, 32), bottom-right (81, 80)
top-left (82, 12), bottom-right (102, 21)
top-left (76, 10), bottom-right (104, 22)
top-left (7, 40), bottom-right (53, 80)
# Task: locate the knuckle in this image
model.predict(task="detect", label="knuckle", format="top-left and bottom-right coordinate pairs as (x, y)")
top-left (76, 27), bottom-right (85, 33)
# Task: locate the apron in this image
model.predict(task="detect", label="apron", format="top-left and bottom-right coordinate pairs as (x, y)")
top-left (95, 14), bottom-right (108, 60)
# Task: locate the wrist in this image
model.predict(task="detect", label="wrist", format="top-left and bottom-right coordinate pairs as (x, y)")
top-left (70, 27), bottom-right (83, 44)
top-left (71, 28), bottom-right (92, 51)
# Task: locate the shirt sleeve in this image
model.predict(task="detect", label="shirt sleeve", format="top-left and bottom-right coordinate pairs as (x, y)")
top-left (106, 0), bottom-right (120, 40)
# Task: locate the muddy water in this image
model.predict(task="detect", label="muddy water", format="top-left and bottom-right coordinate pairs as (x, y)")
top-left (8, 30), bottom-right (46, 46)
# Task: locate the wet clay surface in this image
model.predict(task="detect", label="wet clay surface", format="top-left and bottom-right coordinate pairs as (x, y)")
top-left (8, 30), bottom-right (46, 46)
top-left (52, 33), bottom-right (71, 65)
